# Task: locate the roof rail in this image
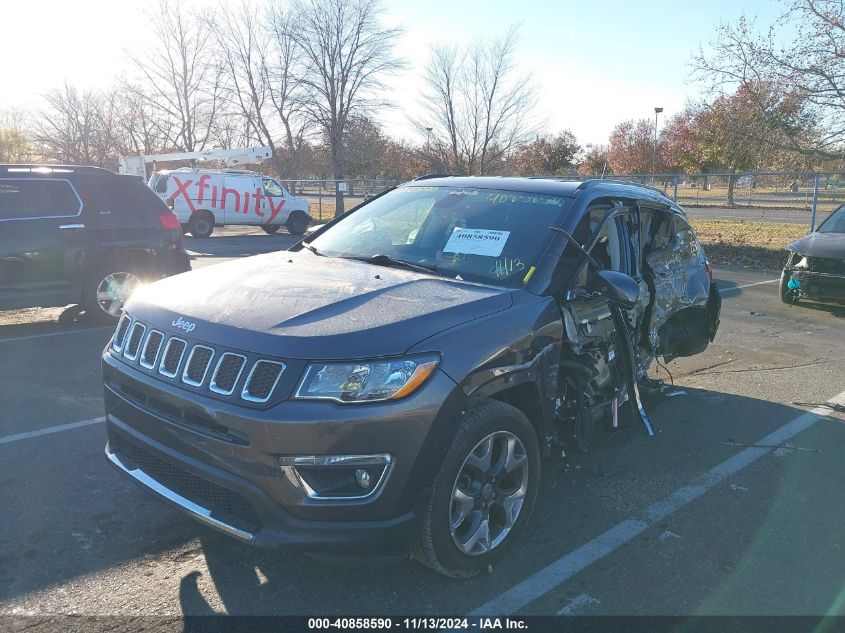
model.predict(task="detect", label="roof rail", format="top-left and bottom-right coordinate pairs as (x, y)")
top-left (0, 164), bottom-right (116, 175)
top-left (412, 173), bottom-right (460, 181)
top-left (576, 178), bottom-right (670, 197)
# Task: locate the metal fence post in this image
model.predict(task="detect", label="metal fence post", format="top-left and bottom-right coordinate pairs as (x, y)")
top-left (318, 181), bottom-right (323, 221)
top-left (810, 175), bottom-right (819, 232)
top-left (672, 174), bottom-right (679, 202)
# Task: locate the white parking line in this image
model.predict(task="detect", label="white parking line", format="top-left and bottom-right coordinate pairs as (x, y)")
top-left (716, 278), bottom-right (779, 296)
top-left (0, 326), bottom-right (112, 344)
top-left (470, 389), bottom-right (845, 616)
top-left (0, 416), bottom-right (104, 446)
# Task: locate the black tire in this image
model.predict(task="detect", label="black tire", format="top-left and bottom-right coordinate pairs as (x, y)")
top-left (412, 399), bottom-right (540, 578)
top-left (188, 211), bottom-right (214, 238)
top-left (262, 224), bottom-right (281, 235)
top-left (780, 271), bottom-right (799, 304)
top-left (286, 211), bottom-right (309, 236)
top-left (82, 266), bottom-right (147, 323)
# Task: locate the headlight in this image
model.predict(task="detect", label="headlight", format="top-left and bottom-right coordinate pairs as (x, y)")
top-left (294, 355), bottom-right (439, 403)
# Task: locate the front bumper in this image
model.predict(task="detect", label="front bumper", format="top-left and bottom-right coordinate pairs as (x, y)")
top-left (786, 269), bottom-right (845, 303)
top-left (103, 352), bottom-right (464, 553)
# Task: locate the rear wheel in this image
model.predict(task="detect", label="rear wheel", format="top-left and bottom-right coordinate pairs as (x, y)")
top-left (83, 268), bottom-right (144, 322)
top-left (413, 400), bottom-right (540, 578)
top-left (188, 211), bottom-right (214, 238)
top-left (286, 211), bottom-right (309, 236)
top-left (262, 224), bottom-right (281, 235)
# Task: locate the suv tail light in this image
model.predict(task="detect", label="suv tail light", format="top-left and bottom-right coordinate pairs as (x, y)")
top-left (158, 212), bottom-right (180, 230)
top-left (705, 261), bottom-right (714, 283)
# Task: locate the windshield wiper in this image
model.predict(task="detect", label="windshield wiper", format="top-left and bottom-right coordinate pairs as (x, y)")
top-left (301, 242), bottom-right (323, 256)
top-left (347, 253), bottom-right (439, 276)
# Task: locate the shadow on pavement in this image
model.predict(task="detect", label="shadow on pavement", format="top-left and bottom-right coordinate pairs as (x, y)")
top-left (184, 234), bottom-right (300, 259)
top-left (171, 388), bottom-right (836, 616)
top-left (2, 388), bottom-right (840, 614)
top-left (789, 300), bottom-right (845, 319)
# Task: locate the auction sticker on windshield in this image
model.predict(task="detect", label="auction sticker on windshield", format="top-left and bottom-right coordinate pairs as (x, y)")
top-left (443, 228), bottom-right (510, 257)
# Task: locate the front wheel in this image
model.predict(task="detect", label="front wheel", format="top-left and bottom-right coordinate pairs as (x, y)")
top-left (286, 211), bottom-right (309, 236)
top-left (780, 271), bottom-right (799, 304)
top-left (413, 400), bottom-right (540, 578)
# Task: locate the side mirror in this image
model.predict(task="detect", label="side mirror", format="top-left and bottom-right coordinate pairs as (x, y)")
top-left (587, 270), bottom-right (640, 309)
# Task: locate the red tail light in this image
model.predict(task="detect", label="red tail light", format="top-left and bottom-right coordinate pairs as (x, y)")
top-left (706, 261), bottom-right (714, 283)
top-left (158, 212), bottom-right (180, 230)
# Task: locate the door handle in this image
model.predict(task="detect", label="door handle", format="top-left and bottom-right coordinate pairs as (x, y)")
top-left (59, 223), bottom-right (85, 231)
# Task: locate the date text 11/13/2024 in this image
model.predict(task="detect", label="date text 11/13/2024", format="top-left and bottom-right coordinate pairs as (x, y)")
top-left (307, 618), bottom-right (528, 630)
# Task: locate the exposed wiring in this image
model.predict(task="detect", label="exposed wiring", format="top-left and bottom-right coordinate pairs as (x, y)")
top-left (656, 357), bottom-right (674, 385)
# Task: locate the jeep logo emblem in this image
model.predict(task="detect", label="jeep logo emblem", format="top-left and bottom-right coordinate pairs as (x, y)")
top-left (171, 316), bottom-right (196, 333)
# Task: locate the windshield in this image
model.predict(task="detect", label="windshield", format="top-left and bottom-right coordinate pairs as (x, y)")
top-left (817, 205), bottom-right (845, 233)
top-left (308, 186), bottom-right (569, 287)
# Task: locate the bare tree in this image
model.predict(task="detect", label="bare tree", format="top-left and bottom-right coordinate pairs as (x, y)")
top-left (290, 0), bottom-right (403, 211)
top-left (418, 27), bottom-right (538, 175)
top-left (207, 0), bottom-right (311, 176)
top-left (114, 85), bottom-right (177, 157)
top-left (32, 84), bottom-right (121, 168)
top-left (129, 0), bottom-right (221, 152)
top-left (693, 0), bottom-right (845, 161)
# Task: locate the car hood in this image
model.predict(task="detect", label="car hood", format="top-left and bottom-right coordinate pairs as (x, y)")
top-left (788, 232), bottom-right (845, 259)
top-left (126, 250), bottom-right (514, 359)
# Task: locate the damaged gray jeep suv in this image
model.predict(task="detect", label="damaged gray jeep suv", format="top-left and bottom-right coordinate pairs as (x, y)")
top-left (102, 177), bottom-right (720, 577)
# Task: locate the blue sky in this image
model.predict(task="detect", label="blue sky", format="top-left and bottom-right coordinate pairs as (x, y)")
top-left (1, 0), bottom-right (785, 146)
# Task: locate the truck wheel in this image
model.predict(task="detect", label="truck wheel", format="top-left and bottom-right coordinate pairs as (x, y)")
top-left (188, 211), bottom-right (214, 238)
top-left (262, 225), bottom-right (281, 235)
top-left (286, 211), bottom-right (309, 236)
top-left (413, 400), bottom-right (540, 578)
top-left (83, 268), bottom-right (145, 322)
top-left (779, 272), bottom-right (799, 304)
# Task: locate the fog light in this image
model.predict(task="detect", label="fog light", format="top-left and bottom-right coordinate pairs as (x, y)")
top-left (355, 468), bottom-right (371, 489)
top-left (278, 454), bottom-right (391, 499)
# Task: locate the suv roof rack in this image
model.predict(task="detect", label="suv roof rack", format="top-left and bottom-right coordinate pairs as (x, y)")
top-left (575, 178), bottom-right (670, 197)
top-left (161, 167), bottom-right (261, 175)
top-left (0, 164), bottom-right (116, 175)
top-left (412, 173), bottom-right (460, 181)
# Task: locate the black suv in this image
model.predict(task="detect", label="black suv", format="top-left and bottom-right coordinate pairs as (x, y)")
top-left (0, 165), bottom-right (190, 320)
top-left (103, 177), bottom-right (720, 577)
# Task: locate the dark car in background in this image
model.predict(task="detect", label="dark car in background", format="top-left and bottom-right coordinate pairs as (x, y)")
top-left (781, 204), bottom-right (845, 305)
top-left (102, 177), bottom-right (720, 577)
top-left (0, 165), bottom-right (190, 320)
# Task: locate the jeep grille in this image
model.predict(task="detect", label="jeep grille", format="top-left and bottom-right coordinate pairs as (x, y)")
top-left (110, 315), bottom-right (285, 405)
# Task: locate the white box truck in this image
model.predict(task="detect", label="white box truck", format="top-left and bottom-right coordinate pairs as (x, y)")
top-left (149, 168), bottom-right (311, 238)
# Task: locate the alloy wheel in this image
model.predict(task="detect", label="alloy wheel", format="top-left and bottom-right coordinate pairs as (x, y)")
top-left (449, 431), bottom-right (529, 556)
top-left (96, 272), bottom-right (141, 317)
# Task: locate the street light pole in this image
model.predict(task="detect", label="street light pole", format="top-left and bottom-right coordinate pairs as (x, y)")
top-left (653, 107), bottom-right (663, 183)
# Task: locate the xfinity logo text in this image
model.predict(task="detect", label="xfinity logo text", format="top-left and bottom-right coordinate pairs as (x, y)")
top-left (171, 317), bottom-right (196, 333)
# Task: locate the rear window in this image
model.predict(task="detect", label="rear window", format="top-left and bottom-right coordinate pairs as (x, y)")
top-left (98, 175), bottom-right (170, 215)
top-left (0, 178), bottom-right (82, 220)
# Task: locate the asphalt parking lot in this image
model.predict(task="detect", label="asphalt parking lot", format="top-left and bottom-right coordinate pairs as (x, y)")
top-left (1, 226), bottom-right (844, 617)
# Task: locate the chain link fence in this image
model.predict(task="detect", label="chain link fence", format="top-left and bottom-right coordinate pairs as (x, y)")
top-left (576, 172), bottom-right (845, 231)
top-left (280, 173), bottom-right (845, 231)
top-left (279, 179), bottom-right (398, 222)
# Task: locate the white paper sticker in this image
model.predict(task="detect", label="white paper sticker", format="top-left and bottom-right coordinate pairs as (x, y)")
top-left (443, 228), bottom-right (510, 257)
